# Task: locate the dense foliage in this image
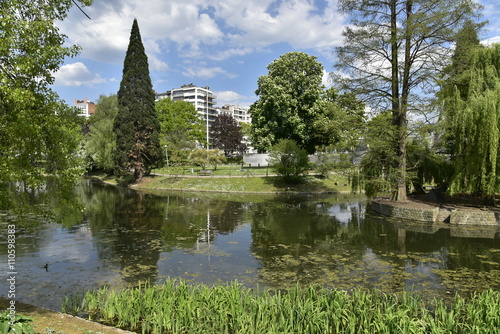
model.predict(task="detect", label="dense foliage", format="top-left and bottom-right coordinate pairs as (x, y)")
top-left (250, 52), bottom-right (325, 154)
top-left (268, 139), bottom-right (309, 183)
top-left (440, 44), bottom-right (500, 204)
top-left (188, 148), bottom-right (227, 170)
top-left (335, 0), bottom-right (482, 201)
top-left (114, 19), bottom-right (162, 182)
top-left (0, 0), bottom-right (91, 217)
top-left (84, 94), bottom-right (118, 173)
top-left (156, 98), bottom-right (205, 163)
top-left (210, 113), bottom-right (247, 156)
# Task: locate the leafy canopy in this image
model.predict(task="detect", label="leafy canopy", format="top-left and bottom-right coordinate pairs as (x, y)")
top-left (0, 0), bottom-right (92, 219)
top-left (156, 97), bottom-right (205, 162)
top-left (268, 139), bottom-right (309, 183)
top-left (84, 94), bottom-right (119, 173)
top-left (335, 0), bottom-right (483, 200)
top-left (250, 52), bottom-right (325, 154)
top-left (441, 44), bottom-right (500, 202)
top-left (210, 113), bottom-right (247, 155)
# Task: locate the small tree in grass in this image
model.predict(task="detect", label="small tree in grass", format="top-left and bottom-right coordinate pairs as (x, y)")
top-left (268, 139), bottom-right (309, 183)
top-left (189, 148), bottom-right (227, 170)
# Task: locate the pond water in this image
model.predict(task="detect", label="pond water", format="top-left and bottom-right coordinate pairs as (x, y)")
top-left (1, 179), bottom-right (500, 311)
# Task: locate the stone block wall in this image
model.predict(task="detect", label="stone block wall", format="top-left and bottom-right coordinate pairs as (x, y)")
top-left (371, 199), bottom-right (500, 225)
top-left (371, 201), bottom-right (439, 222)
top-left (449, 210), bottom-right (499, 225)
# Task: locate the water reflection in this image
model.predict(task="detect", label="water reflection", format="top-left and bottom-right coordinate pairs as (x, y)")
top-left (0, 179), bottom-right (499, 311)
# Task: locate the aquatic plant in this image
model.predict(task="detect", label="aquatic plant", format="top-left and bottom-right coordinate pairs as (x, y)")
top-left (67, 279), bottom-right (500, 334)
top-left (0, 311), bottom-right (35, 334)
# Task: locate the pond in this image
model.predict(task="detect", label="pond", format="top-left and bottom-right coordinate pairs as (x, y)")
top-left (1, 179), bottom-right (500, 311)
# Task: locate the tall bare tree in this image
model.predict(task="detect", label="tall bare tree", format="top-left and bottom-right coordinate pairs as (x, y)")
top-left (334, 0), bottom-right (482, 201)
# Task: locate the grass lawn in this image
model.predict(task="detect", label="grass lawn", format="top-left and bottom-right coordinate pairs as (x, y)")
top-left (137, 172), bottom-right (352, 193)
top-left (89, 165), bottom-right (355, 194)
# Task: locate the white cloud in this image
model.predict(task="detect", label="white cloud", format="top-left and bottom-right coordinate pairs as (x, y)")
top-left (53, 62), bottom-right (106, 87)
top-left (59, 0), bottom-right (345, 66)
top-left (322, 69), bottom-right (333, 87)
top-left (482, 36), bottom-right (500, 46)
top-left (183, 66), bottom-right (236, 79)
top-left (216, 90), bottom-right (244, 104)
top-left (215, 90), bottom-right (255, 108)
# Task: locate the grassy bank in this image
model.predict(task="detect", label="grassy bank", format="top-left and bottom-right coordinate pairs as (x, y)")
top-left (137, 174), bottom-right (351, 193)
top-left (63, 279), bottom-right (500, 334)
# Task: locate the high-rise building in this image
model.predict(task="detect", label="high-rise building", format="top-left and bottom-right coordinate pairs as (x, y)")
top-left (156, 84), bottom-right (217, 146)
top-left (156, 84), bottom-right (217, 123)
top-left (74, 97), bottom-right (96, 117)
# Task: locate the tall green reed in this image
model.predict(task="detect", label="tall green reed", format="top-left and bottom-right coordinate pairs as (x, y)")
top-left (65, 278), bottom-right (500, 334)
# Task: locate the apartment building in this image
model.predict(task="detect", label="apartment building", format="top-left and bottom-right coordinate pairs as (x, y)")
top-left (156, 84), bottom-right (217, 123)
top-left (74, 97), bottom-right (96, 117)
top-left (156, 84), bottom-right (218, 146)
top-left (219, 104), bottom-right (251, 124)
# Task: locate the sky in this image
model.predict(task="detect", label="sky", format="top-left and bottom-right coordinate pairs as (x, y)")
top-left (53, 0), bottom-right (500, 109)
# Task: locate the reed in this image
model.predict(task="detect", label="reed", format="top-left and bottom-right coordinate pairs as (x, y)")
top-left (67, 279), bottom-right (500, 334)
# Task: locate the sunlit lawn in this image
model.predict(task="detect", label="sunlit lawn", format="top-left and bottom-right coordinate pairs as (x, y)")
top-left (141, 166), bottom-right (352, 193)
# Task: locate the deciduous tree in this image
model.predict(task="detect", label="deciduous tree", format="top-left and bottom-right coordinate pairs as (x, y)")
top-left (441, 44), bottom-right (500, 205)
top-left (335, 0), bottom-right (482, 201)
top-left (114, 19), bottom-right (162, 182)
top-left (84, 94), bottom-right (118, 173)
top-left (0, 0), bottom-right (92, 218)
top-left (250, 52), bottom-right (325, 154)
top-left (210, 113), bottom-right (247, 156)
top-left (156, 98), bottom-right (205, 163)
top-left (268, 139), bottom-right (309, 183)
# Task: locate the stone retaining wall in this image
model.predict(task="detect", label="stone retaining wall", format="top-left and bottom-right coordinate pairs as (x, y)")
top-left (449, 210), bottom-right (499, 225)
top-left (371, 199), bottom-right (500, 225)
top-left (371, 200), bottom-right (439, 222)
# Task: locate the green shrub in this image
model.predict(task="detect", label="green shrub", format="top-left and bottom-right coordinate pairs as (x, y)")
top-left (268, 139), bottom-right (309, 183)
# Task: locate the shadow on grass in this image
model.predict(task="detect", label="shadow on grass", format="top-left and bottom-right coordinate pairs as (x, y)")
top-left (263, 175), bottom-right (339, 192)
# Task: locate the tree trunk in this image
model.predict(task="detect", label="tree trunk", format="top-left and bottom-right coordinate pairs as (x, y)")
top-left (134, 163), bottom-right (144, 182)
top-left (390, 0), bottom-right (408, 202)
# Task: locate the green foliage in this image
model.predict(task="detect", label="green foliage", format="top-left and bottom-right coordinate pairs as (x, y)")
top-left (156, 98), bottom-right (205, 162)
top-left (335, 0), bottom-right (483, 201)
top-left (439, 20), bottom-right (485, 102)
top-left (73, 280), bottom-right (500, 334)
top-left (268, 139), bottom-right (309, 183)
top-left (250, 52), bottom-right (325, 154)
top-left (210, 113), bottom-right (247, 155)
top-left (406, 126), bottom-right (454, 193)
top-left (0, 311), bottom-right (34, 334)
top-left (114, 19), bottom-right (162, 182)
top-left (84, 94), bottom-right (118, 173)
top-left (0, 0), bottom-right (91, 220)
top-left (314, 88), bottom-right (366, 152)
top-left (189, 148), bottom-right (227, 170)
top-left (314, 151), bottom-right (337, 179)
top-left (353, 112), bottom-right (398, 197)
top-left (441, 44), bottom-right (500, 201)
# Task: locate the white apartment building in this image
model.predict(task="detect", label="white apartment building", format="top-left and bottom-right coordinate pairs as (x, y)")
top-left (156, 84), bottom-right (218, 146)
top-left (156, 84), bottom-right (217, 123)
top-left (74, 97), bottom-right (96, 117)
top-left (218, 104), bottom-right (251, 124)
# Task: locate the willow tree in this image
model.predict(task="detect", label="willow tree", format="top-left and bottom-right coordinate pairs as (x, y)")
top-left (441, 44), bottom-right (500, 205)
top-left (114, 19), bottom-right (162, 182)
top-left (335, 0), bottom-right (482, 201)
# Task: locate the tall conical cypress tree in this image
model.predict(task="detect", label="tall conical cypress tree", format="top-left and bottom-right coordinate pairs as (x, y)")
top-left (114, 19), bottom-right (162, 182)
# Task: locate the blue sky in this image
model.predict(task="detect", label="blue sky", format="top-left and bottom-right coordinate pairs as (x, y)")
top-left (53, 0), bottom-right (500, 108)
